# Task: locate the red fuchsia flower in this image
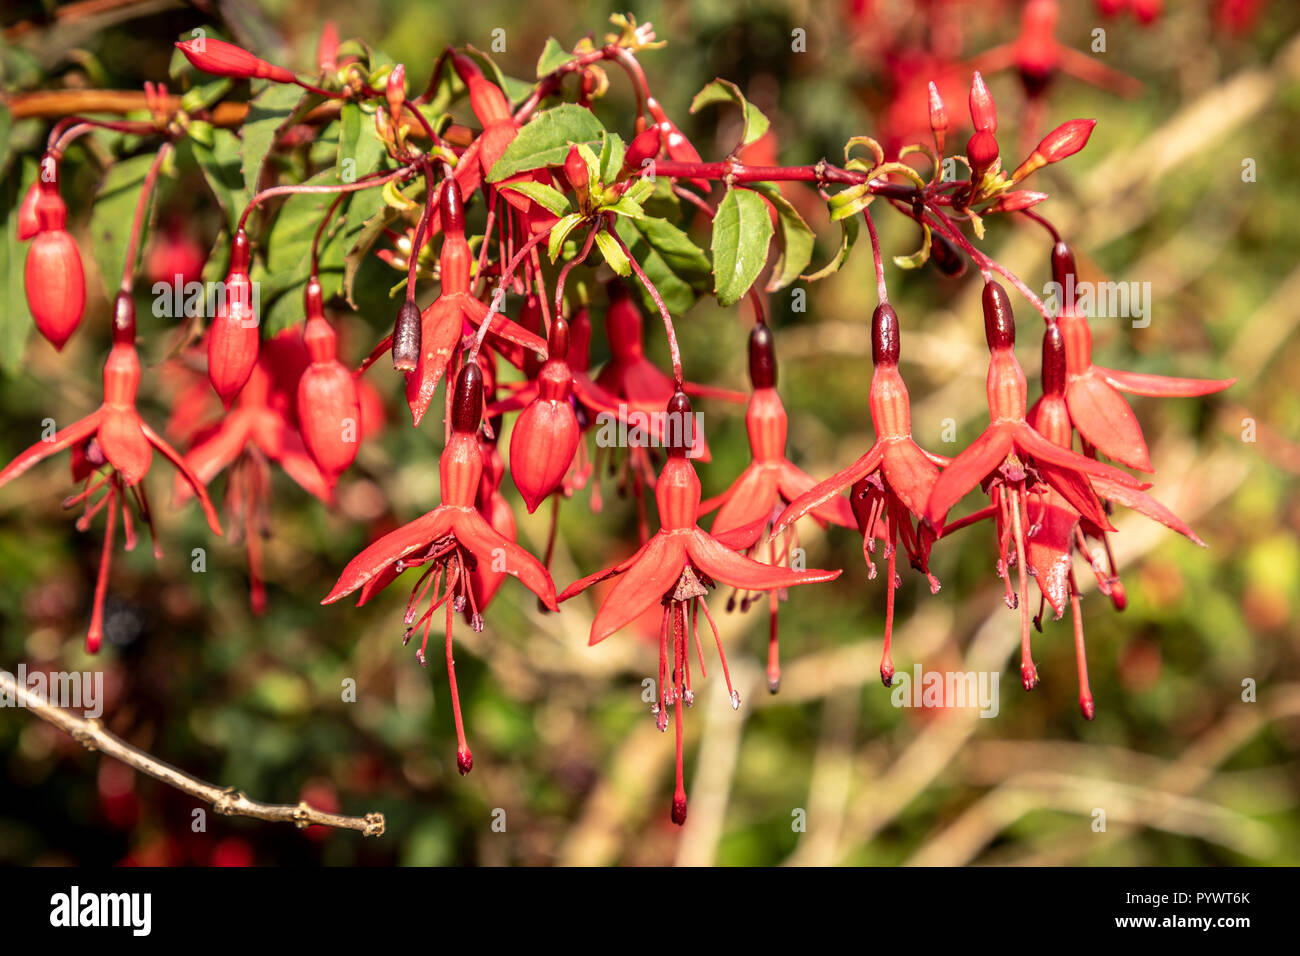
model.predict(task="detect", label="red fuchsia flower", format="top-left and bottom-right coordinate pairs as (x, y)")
top-left (964, 72), bottom-right (1000, 201)
top-left (466, 411), bottom-right (517, 616)
top-left (0, 294), bottom-right (221, 650)
top-left (508, 316), bottom-right (582, 513)
top-left (1013, 321), bottom-right (1205, 718)
top-left (772, 304), bottom-right (946, 687)
top-left (23, 171), bottom-right (86, 351)
top-left (1050, 242), bottom-right (1235, 473)
top-left (975, 0), bottom-right (1141, 102)
top-left (699, 324), bottom-right (855, 692)
top-left (171, 329), bottom-right (333, 614)
top-left (560, 390), bottom-right (841, 825)
top-left (402, 177), bottom-right (547, 426)
top-left (174, 37), bottom-right (296, 84)
top-left (297, 277), bottom-right (362, 487)
top-left (323, 362), bottom-right (558, 775)
top-left (207, 229), bottom-right (260, 408)
top-left (924, 281), bottom-right (1148, 691)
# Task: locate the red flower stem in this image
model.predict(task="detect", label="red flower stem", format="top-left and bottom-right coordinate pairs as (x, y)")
top-left (470, 192), bottom-right (498, 299)
top-left (404, 160), bottom-right (436, 297)
top-left (649, 160), bottom-right (918, 200)
top-left (237, 163), bottom-right (418, 233)
top-left (48, 118), bottom-right (158, 156)
top-left (861, 208), bottom-right (889, 305)
top-left (1018, 207), bottom-right (1062, 244)
top-left (467, 229), bottom-right (548, 362)
top-left (119, 141), bottom-right (173, 296)
top-left (553, 224), bottom-right (598, 317)
top-left (609, 227), bottom-right (682, 388)
top-left (513, 45), bottom-right (646, 124)
top-left (294, 78), bottom-right (344, 99)
top-left (921, 208), bottom-right (1054, 324)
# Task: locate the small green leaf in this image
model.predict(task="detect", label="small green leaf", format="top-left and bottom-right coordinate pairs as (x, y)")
top-left (710, 187), bottom-right (773, 306)
top-left (690, 78), bottom-right (770, 151)
top-left (488, 104), bottom-right (606, 181)
top-left (595, 229), bottom-right (630, 276)
top-left (602, 195), bottom-right (645, 219)
top-left (188, 127), bottom-right (252, 233)
top-left (501, 180), bottom-right (572, 216)
top-left (802, 215), bottom-right (859, 282)
top-left (241, 82), bottom-right (305, 199)
top-left (536, 37), bottom-right (578, 77)
top-left (598, 131), bottom-right (626, 184)
top-left (892, 223), bottom-right (932, 270)
top-left (749, 182), bottom-right (815, 292)
top-left (548, 213), bottom-right (586, 262)
top-left (828, 181), bottom-right (874, 221)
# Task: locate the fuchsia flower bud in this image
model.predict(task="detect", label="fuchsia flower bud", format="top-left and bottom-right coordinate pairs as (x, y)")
top-left (174, 37), bottom-right (296, 84)
top-left (621, 126), bottom-right (662, 177)
top-left (968, 71), bottom-right (997, 133)
top-left (386, 64), bottom-right (406, 121)
top-left (509, 318), bottom-right (580, 513)
top-left (207, 229), bottom-right (260, 407)
top-left (1012, 118), bottom-right (1097, 181)
top-left (564, 145), bottom-right (589, 206)
top-left (23, 174), bottom-right (85, 351)
top-left (297, 277), bottom-right (362, 484)
top-left (927, 81), bottom-right (949, 153)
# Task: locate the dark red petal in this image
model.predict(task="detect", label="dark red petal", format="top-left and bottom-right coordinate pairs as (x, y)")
top-left (686, 528), bottom-right (841, 592)
top-left (588, 534), bottom-right (687, 645)
top-left (459, 293), bottom-right (548, 356)
top-left (771, 443), bottom-right (885, 538)
top-left (141, 422), bottom-right (223, 535)
top-left (322, 508), bottom-right (453, 604)
top-left (0, 409), bottom-right (101, 490)
top-left (924, 426), bottom-right (1012, 526)
top-left (1090, 476), bottom-right (1206, 546)
top-left (450, 508), bottom-right (558, 609)
top-left (881, 439), bottom-right (942, 518)
top-left (1025, 494), bottom-right (1077, 617)
top-left (777, 460), bottom-right (856, 528)
top-left (1014, 423), bottom-right (1146, 489)
top-left (1098, 366), bottom-right (1235, 398)
top-left (709, 465), bottom-right (777, 546)
top-left (559, 539), bottom-right (652, 603)
top-left (1065, 373), bottom-right (1152, 472)
top-left (174, 416), bottom-right (251, 504)
top-left (1037, 460), bottom-right (1112, 532)
top-left (405, 296), bottom-right (465, 427)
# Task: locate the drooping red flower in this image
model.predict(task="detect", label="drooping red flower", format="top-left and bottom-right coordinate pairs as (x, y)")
top-left (700, 323), bottom-right (855, 691)
top-left (0, 294), bottom-right (221, 649)
top-left (773, 303), bottom-right (946, 687)
top-left (297, 277), bottom-right (362, 486)
top-left (560, 390), bottom-right (841, 825)
top-left (207, 229), bottom-right (260, 408)
top-left (508, 316), bottom-right (582, 512)
top-left (324, 362), bottom-right (558, 775)
top-left (925, 281), bottom-right (1148, 690)
top-left (1050, 242), bottom-right (1235, 473)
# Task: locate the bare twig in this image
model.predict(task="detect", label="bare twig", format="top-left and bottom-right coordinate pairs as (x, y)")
top-left (0, 668), bottom-right (385, 837)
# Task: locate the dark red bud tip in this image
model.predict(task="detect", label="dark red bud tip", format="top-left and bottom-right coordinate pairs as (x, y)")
top-left (982, 281), bottom-right (1016, 350)
top-left (747, 323), bottom-right (777, 389)
top-left (548, 315), bottom-right (570, 359)
top-left (1041, 322), bottom-right (1067, 395)
top-left (930, 233), bottom-right (967, 278)
top-left (1020, 662), bottom-right (1039, 691)
top-left (304, 276), bottom-right (324, 319)
top-left (1109, 577), bottom-right (1127, 611)
top-left (1050, 240), bottom-right (1076, 290)
top-left (606, 277), bottom-right (628, 302)
top-left (392, 299), bottom-right (421, 371)
top-left (112, 292), bottom-right (136, 344)
top-left (229, 229), bottom-right (251, 272)
top-left (880, 662), bottom-right (895, 687)
top-left (967, 130), bottom-right (999, 169)
top-left (457, 749), bottom-right (473, 775)
top-left (665, 389), bottom-right (693, 457)
top-left (440, 177), bottom-right (464, 235)
top-left (451, 361), bottom-right (484, 434)
top-left (671, 793), bottom-right (687, 826)
top-left (872, 303), bottom-right (900, 366)
top-left (449, 50), bottom-right (480, 85)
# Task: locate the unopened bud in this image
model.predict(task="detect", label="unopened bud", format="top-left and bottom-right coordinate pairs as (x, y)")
top-left (969, 71), bottom-right (997, 134)
top-left (928, 81), bottom-right (948, 153)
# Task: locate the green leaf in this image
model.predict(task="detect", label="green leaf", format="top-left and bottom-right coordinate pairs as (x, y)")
top-left (828, 182), bottom-right (874, 221)
top-left (0, 158), bottom-right (36, 375)
top-left (613, 216), bottom-right (709, 316)
top-left (690, 78), bottom-right (770, 151)
top-left (802, 214), bottom-right (859, 282)
top-left (594, 229), bottom-right (630, 276)
top-left (241, 82), bottom-right (305, 199)
top-left (488, 104), bottom-right (606, 182)
top-left (500, 180), bottom-right (572, 216)
top-left (748, 182), bottom-right (815, 292)
top-left (536, 37), bottom-right (578, 77)
top-left (710, 187), bottom-right (773, 306)
top-left (548, 213), bottom-right (586, 263)
top-left (89, 153), bottom-right (158, 302)
top-left (187, 127), bottom-right (251, 233)
top-left (598, 131), bottom-right (626, 184)
top-left (603, 195), bottom-right (645, 219)
top-left (337, 102), bottom-right (387, 184)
